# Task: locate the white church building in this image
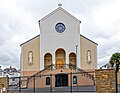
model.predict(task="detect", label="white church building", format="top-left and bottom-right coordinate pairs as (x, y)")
top-left (20, 5), bottom-right (97, 88)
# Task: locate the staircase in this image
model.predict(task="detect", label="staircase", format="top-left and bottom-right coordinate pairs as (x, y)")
top-left (69, 63), bottom-right (95, 81)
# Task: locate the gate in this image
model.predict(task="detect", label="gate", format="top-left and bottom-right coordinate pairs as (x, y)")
top-left (7, 69), bottom-right (118, 93)
top-left (8, 71), bottom-right (96, 93)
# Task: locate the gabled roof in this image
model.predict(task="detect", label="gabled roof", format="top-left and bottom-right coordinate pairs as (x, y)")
top-left (40, 6), bottom-right (81, 23)
top-left (20, 34), bottom-right (98, 46)
top-left (20, 35), bottom-right (40, 46)
top-left (80, 34), bottom-right (98, 45)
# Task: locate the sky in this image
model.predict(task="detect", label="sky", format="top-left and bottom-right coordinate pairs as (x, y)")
top-left (0, 0), bottom-right (120, 69)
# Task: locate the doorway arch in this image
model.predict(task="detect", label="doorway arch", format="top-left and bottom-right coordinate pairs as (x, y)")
top-left (55, 48), bottom-right (66, 69)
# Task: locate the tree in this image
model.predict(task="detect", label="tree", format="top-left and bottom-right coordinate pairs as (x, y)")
top-left (109, 52), bottom-right (120, 71)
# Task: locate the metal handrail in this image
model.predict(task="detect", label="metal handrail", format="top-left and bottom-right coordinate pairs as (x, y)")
top-left (26, 63), bottom-right (94, 87)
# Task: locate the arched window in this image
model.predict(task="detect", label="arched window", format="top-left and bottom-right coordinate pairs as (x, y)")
top-left (87, 50), bottom-right (91, 64)
top-left (28, 51), bottom-right (33, 66)
top-left (69, 53), bottom-right (76, 68)
top-left (44, 53), bottom-right (52, 68)
top-left (55, 48), bottom-right (66, 69)
top-left (46, 77), bottom-right (50, 85)
top-left (73, 76), bottom-right (77, 84)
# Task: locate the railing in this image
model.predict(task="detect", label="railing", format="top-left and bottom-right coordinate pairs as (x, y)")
top-left (9, 71), bottom-right (96, 93)
top-left (68, 63), bottom-right (94, 81)
top-left (78, 69), bottom-right (94, 80)
top-left (22, 63), bottom-right (94, 88)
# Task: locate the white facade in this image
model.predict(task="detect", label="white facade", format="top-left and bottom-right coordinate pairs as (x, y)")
top-left (20, 6), bottom-right (97, 77)
top-left (40, 7), bottom-right (81, 70)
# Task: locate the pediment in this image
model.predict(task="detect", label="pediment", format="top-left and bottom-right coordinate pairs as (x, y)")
top-left (40, 7), bottom-right (81, 23)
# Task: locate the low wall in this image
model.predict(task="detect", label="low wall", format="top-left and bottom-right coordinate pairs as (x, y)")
top-left (0, 76), bottom-right (9, 93)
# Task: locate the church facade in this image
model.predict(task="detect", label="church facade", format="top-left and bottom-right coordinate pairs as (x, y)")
top-left (20, 6), bottom-right (97, 88)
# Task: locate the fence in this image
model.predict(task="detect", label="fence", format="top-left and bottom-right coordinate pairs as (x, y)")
top-left (8, 71), bottom-right (96, 93)
top-left (8, 69), bottom-right (119, 93)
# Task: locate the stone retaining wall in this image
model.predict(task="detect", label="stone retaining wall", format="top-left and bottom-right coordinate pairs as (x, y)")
top-left (0, 77), bottom-right (9, 93)
top-left (95, 69), bottom-right (116, 93)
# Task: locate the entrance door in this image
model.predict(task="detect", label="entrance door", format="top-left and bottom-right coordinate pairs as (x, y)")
top-left (55, 74), bottom-right (68, 87)
top-left (56, 59), bottom-right (64, 69)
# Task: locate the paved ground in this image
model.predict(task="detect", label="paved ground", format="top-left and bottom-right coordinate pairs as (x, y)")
top-left (9, 85), bottom-right (120, 93)
top-left (9, 85), bottom-right (95, 92)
